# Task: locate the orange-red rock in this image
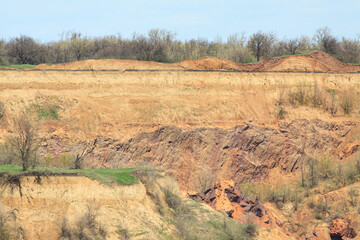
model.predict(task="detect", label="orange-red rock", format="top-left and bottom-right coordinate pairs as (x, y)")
top-left (330, 219), bottom-right (357, 239)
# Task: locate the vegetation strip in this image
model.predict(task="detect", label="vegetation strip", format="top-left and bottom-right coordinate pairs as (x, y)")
top-left (0, 165), bottom-right (162, 185)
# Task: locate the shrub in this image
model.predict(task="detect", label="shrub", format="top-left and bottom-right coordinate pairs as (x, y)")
top-left (57, 153), bottom-right (76, 168)
top-left (287, 81), bottom-right (312, 107)
top-left (275, 83), bottom-right (286, 119)
top-left (59, 218), bottom-right (71, 239)
top-left (222, 220), bottom-right (248, 240)
top-left (315, 198), bottom-right (328, 214)
top-left (0, 209), bottom-right (23, 240)
top-left (165, 189), bottom-right (181, 210)
top-left (305, 158), bottom-right (318, 188)
top-left (73, 217), bottom-right (87, 240)
top-left (41, 153), bottom-right (54, 168)
top-left (318, 156), bottom-right (336, 180)
top-left (0, 214), bottom-right (12, 240)
top-left (59, 203), bottom-right (105, 240)
top-left (288, 89), bottom-right (297, 106)
top-left (277, 107), bottom-right (286, 119)
top-left (116, 223), bottom-right (130, 240)
top-left (296, 81), bottom-right (310, 106)
top-left (98, 222), bottom-right (107, 238)
top-left (340, 94), bottom-right (354, 115)
top-left (194, 169), bottom-right (214, 193)
top-left (348, 188), bottom-right (359, 207)
top-left (327, 89), bottom-right (337, 115)
top-left (310, 81), bottom-right (324, 107)
top-left (84, 203), bottom-right (98, 231)
top-left (244, 222), bottom-right (257, 238)
top-left (0, 101), bottom-right (5, 119)
top-left (307, 199), bottom-right (315, 209)
top-left (0, 142), bottom-right (14, 165)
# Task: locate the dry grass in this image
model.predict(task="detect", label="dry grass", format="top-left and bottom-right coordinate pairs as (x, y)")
top-left (1, 70), bottom-right (360, 142)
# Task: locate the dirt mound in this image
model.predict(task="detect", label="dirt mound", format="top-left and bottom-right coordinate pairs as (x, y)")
top-left (34, 52), bottom-right (360, 72)
top-left (35, 57), bottom-right (244, 71)
top-left (174, 57), bottom-right (243, 71)
top-left (251, 52), bottom-right (360, 72)
top-left (35, 59), bottom-right (184, 71)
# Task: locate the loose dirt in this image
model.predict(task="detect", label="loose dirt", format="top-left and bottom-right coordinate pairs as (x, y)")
top-left (34, 52), bottom-right (360, 72)
top-left (250, 51), bottom-right (360, 72)
top-left (174, 57), bottom-right (243, 71)
top-left (35, 59), bottom-right (184, 71)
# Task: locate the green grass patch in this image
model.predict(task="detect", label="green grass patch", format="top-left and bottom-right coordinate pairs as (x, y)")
top-left (0, 165), bottom-right (23, 175)
top-left (32, 103), bottom-right (60, 120)
top-left (0, 64), bottom-right (36, 69)
top-left (0, 165), bottom-right (162, 185)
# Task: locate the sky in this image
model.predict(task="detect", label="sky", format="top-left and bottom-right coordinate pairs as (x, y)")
top-left (0, 0), bottom-right (359, 42)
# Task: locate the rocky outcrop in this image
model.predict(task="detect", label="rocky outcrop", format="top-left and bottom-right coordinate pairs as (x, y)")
top-left (330, 219), bottom-right (357, 239)
top-left (79, 119), bottom-right (355, 190)
top-left (191, 180), bottom-right (284, 228)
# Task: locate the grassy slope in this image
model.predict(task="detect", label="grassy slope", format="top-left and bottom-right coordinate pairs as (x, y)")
top-left (0, 165), bottom-right (163, 185)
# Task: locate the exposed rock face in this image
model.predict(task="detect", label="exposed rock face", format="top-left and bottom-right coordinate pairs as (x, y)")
top-left (82, 119), bottom-right (354, 190)
top-left (330, 219), bottom-right (357, 239)
top-left (190, 180), bottom-right (279, 227)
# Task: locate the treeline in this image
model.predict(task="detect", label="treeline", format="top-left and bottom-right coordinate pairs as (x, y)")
top-left (0, 27), bottom-right (359, 65)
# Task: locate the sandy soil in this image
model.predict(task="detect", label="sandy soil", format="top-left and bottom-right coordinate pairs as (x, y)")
top-left (0, 176), bottom-right (172, 240)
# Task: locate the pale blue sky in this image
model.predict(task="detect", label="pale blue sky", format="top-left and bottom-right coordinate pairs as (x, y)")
top-left (0, 0), bottom-right (359, 42)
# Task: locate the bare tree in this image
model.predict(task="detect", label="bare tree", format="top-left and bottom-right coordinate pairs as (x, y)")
top-left (314, 27), bottom-right (338, 54)
top-left (74, 140), bottom-right (96, 169)
top-left (74, 145), bottom-right (89, 169)
top-left (247, 31), bottom-right (276, 61)
top-left (148, 29), bottom-right (175, 60)
top-left (3, 28), bottom-right (360, 65)
top-left (69, 32), bottom-right (91, 61)
top-left (225, 33), bottom-right (250, 63)
top-left (284, 38), bottom-right (300, 55)
top-left (338, 37), bottom-right (360, 63)
top-left (132, 33), bottom-right (153, 61)
top-left (7, 35), bottom-right (43, 64)
top-left (8, 113), bottom-right (40, 171)
top-left (0, 40), bottom-right (8, 65)
top-left (272, 40), bottom-right (286, 57)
